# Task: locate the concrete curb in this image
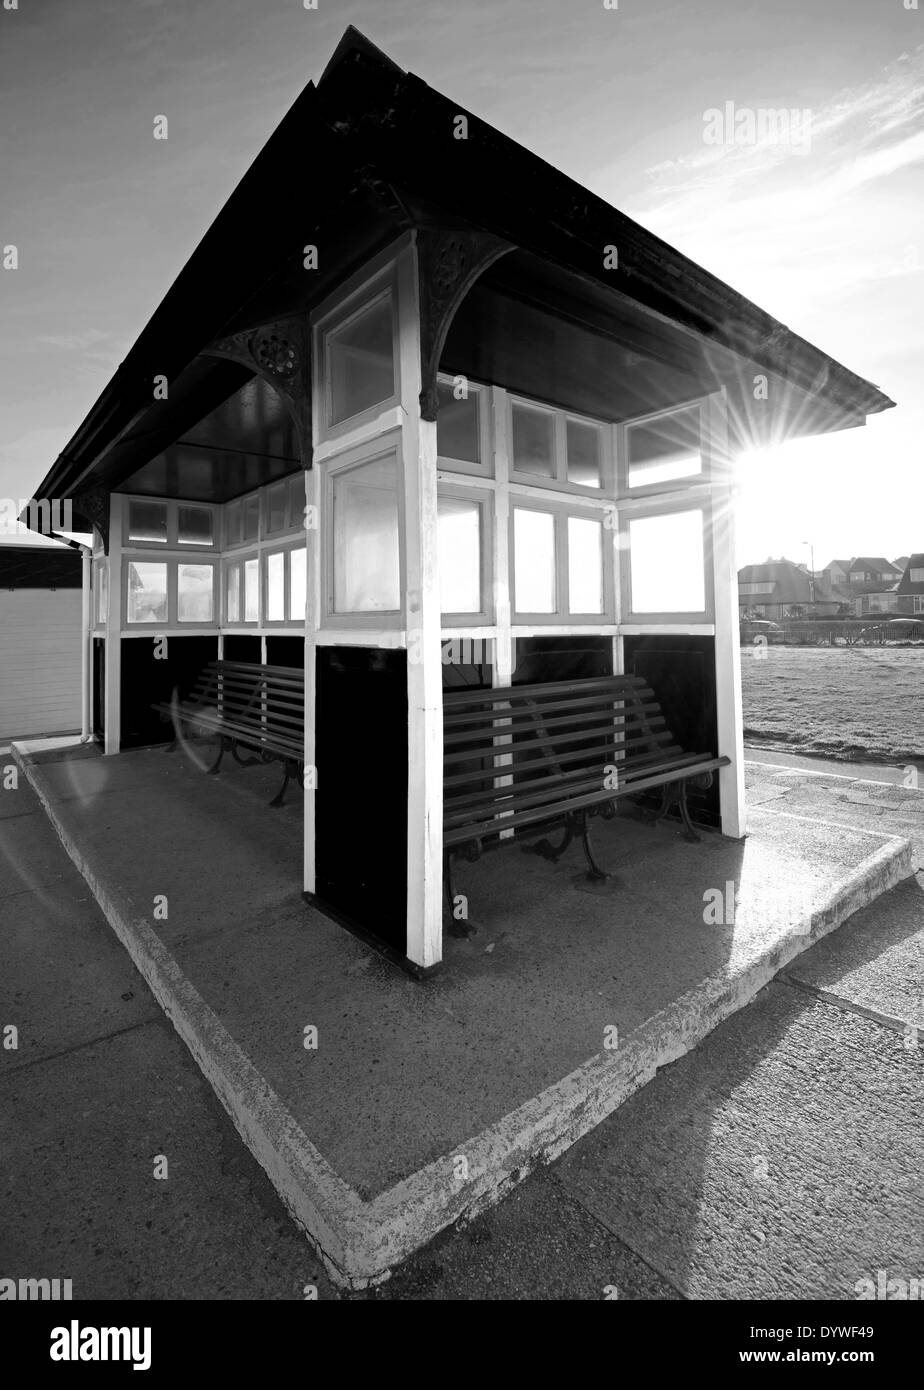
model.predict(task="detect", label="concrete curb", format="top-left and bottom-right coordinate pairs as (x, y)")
top-left (15, 745), bottom-right (914, 1287)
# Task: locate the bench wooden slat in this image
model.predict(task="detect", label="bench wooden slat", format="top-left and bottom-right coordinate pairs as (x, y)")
top-left (443, 727), bottom-right (692, 789)
top-left (443, 748), bottom-right (700, 822)
top-left (442, 689), bottom-right (661, 729)
top-left (444, 755), bottom-right (728, 847)
top-left (444, 719), bottom-right (674, 765)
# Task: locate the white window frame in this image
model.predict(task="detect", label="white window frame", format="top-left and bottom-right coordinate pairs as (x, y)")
top-left (320, 430), bottom-right (406, 630)
top-left (262, 539), bottom-right (307, 629)
top-left (509, 495), bottom-right (615, 625)
top-left (617, 397), bottom-right (708, 498)
top-left (619, 497), bottom-right (714, 624)
top-left (508, 392), bottom-right (613, 497)
top-left (313, 266), bottom-right (401, 445)
top-left (175, 558), bottom-right (219, 626)
top-left (122, 495), bottom-right (218, 550)
top-left (437, 481), bottom-right (494, 627)
top-left (435, 372), bottom-right (493, 478)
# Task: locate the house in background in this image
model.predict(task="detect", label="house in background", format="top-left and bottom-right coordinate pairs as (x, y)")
top-left (0, 544), bottom-right (84, 740)
top-left (821, 558), bottom-right (853, 593)
top-left (895, 554), bottom-right (924, 615)
top-left (846, 556), bottom-right (903, 593)
top-left (893, 555), bottom-right (910, 574)
top-left (738, 558), bottom-right (841, 619)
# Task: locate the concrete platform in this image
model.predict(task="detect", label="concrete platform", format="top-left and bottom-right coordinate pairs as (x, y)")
top-left (8, 741), bottom-right (914, 1286)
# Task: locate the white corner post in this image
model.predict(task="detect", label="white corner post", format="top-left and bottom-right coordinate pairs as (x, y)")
top-left (103, 493), bottom-right (123, 755)
top-left (398, 242), bottom-right (444, 970)
top-left (303, 462), bottom-right (319, 896)
top-left (707, 389), bottom-right (746, 837)
top-left (80, 545), bottom-right (91, 740)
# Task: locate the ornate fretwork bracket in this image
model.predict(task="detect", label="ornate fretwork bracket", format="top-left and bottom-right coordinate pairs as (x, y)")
top-left (416, 229), bottom-right (515, 420)
top-left (73, 487), bottom-right (111, 554)
top-left (205, 317), bottom-right (312, 463)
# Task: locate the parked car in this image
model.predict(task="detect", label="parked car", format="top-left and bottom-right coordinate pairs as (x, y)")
top-left (740, 618), bottom-right (784, 644)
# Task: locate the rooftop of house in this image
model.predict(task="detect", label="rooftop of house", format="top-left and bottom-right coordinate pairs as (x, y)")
top-left (0, 544), bottom-right (82, 590)
top-left (897, 554), bottom-right (924, 595)
top-left (849, 557), bottom-right (902, 574)
top-left (25, 25), bottom-right (895, 538)
top-left (737, 559), bottom-right (837, 604)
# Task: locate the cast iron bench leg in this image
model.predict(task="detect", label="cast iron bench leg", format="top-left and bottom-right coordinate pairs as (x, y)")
top-left (579, 810), bottom-right (612, 883)
top-left (677, 778), bottom-right (702, 842)
top-left (270, 758), bottom-right (299, 809)
top-left (443, 849), bottom-right (478, 938)
top-left (207, 735), bottom-right (229, 776)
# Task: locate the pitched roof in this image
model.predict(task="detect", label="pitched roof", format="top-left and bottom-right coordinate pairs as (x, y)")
top-left (897, 554), bottom-right (924, 594)
top-left (738, 559), bottom-right (836, 604)
top-left (0, 545), bottom-right (82, 589)
top-left (849, 557), bottom-right (901, 573)
top-left (25, 25), bottom-right (896, 532)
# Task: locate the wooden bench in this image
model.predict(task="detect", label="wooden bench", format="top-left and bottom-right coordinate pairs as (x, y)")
top-left (153, 660), bottom-right (304, 807)
top-left (442, 674), bottom-right (730, 931)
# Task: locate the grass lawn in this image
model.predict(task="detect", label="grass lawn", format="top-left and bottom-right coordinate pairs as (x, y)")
top-left (741, 645), bottom-right (924, 767)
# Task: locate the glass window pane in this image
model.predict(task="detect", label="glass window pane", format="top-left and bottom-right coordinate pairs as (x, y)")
top-left (328, 295), bottom-right (395, 426)
top-left (289, 547), bottom-right (307, 621)
top-left (627, 406), bottom-right (702, 488)
top-left (288, 474), bottom-right (305, 528)
top-left (243, 496), bottom-right (260, 542)
top-left (567, 420), bottom-right (602, 488)
top-left (177, 505), bottom-right (213, 547)
top-left (95, 562), bottom-right (108, 626)
top-left (438, 496), bottom-right (481, 614)
top-left (513, 509), bottom-right (556, 613)
top-left (226, 564), bottom-right (240, 623)
top-left (177, 564), bottom-right (214, 622)
top-left (511, 403), bottom-right (555, 478)
top-left (127, 561), bottom-right (167, 623)
top-left (628, 509), bottom-right (705, 613)
top-left (267, 484), bottom-right (287, 534)
top-left (437, 382), bottom-right (480, 465)
top-left (568, 517), bottom-right (604, 613)
top-left (267, 551), bottom-right (285, 621)
top-left (127, 500), bottom-right (167, 543)
top-left (243, 558), bottom-right (259, 622)
top-left (225, 501), bottom-right (242, 547)
top-left (332, 453), bottom-right (400, 613)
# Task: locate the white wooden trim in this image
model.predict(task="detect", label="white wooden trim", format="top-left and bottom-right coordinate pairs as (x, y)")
top-left (104, 495), bottom-right (123, 755)
top-left (491, 388), bottom-right (515, 836)
top-left (398, 241), bottom-right (443, 969)
top-left (305, 467), bottom-right (320, 895)
top-left (80, 548), bottom-right (91, 740)
top-left (706, 390), bottom-right (746, 838)
top-left (618, 623), bottom-right (716, 636)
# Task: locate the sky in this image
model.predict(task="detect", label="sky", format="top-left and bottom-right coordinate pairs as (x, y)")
top-left (0, 0), bottom-right (921, 567)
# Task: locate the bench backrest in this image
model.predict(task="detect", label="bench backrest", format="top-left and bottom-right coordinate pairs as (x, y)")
top-left (442, 674), bottom-right (709, 839)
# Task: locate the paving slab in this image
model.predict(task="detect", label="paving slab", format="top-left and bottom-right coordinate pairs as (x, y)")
top-left (782, 877), bottom-right (924, 1032)
top-left (0, 1019), bottom-right (336, 1300)
top-left (554, 983), bottom-right (924, 1300)
top-left (0, 879), bottom-right (159, 1072)
top-left (365, 1169), bottom-right (679, 1301)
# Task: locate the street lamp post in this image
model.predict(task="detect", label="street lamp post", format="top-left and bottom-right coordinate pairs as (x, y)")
top-left (802, 541), bottom-right (816, 605)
